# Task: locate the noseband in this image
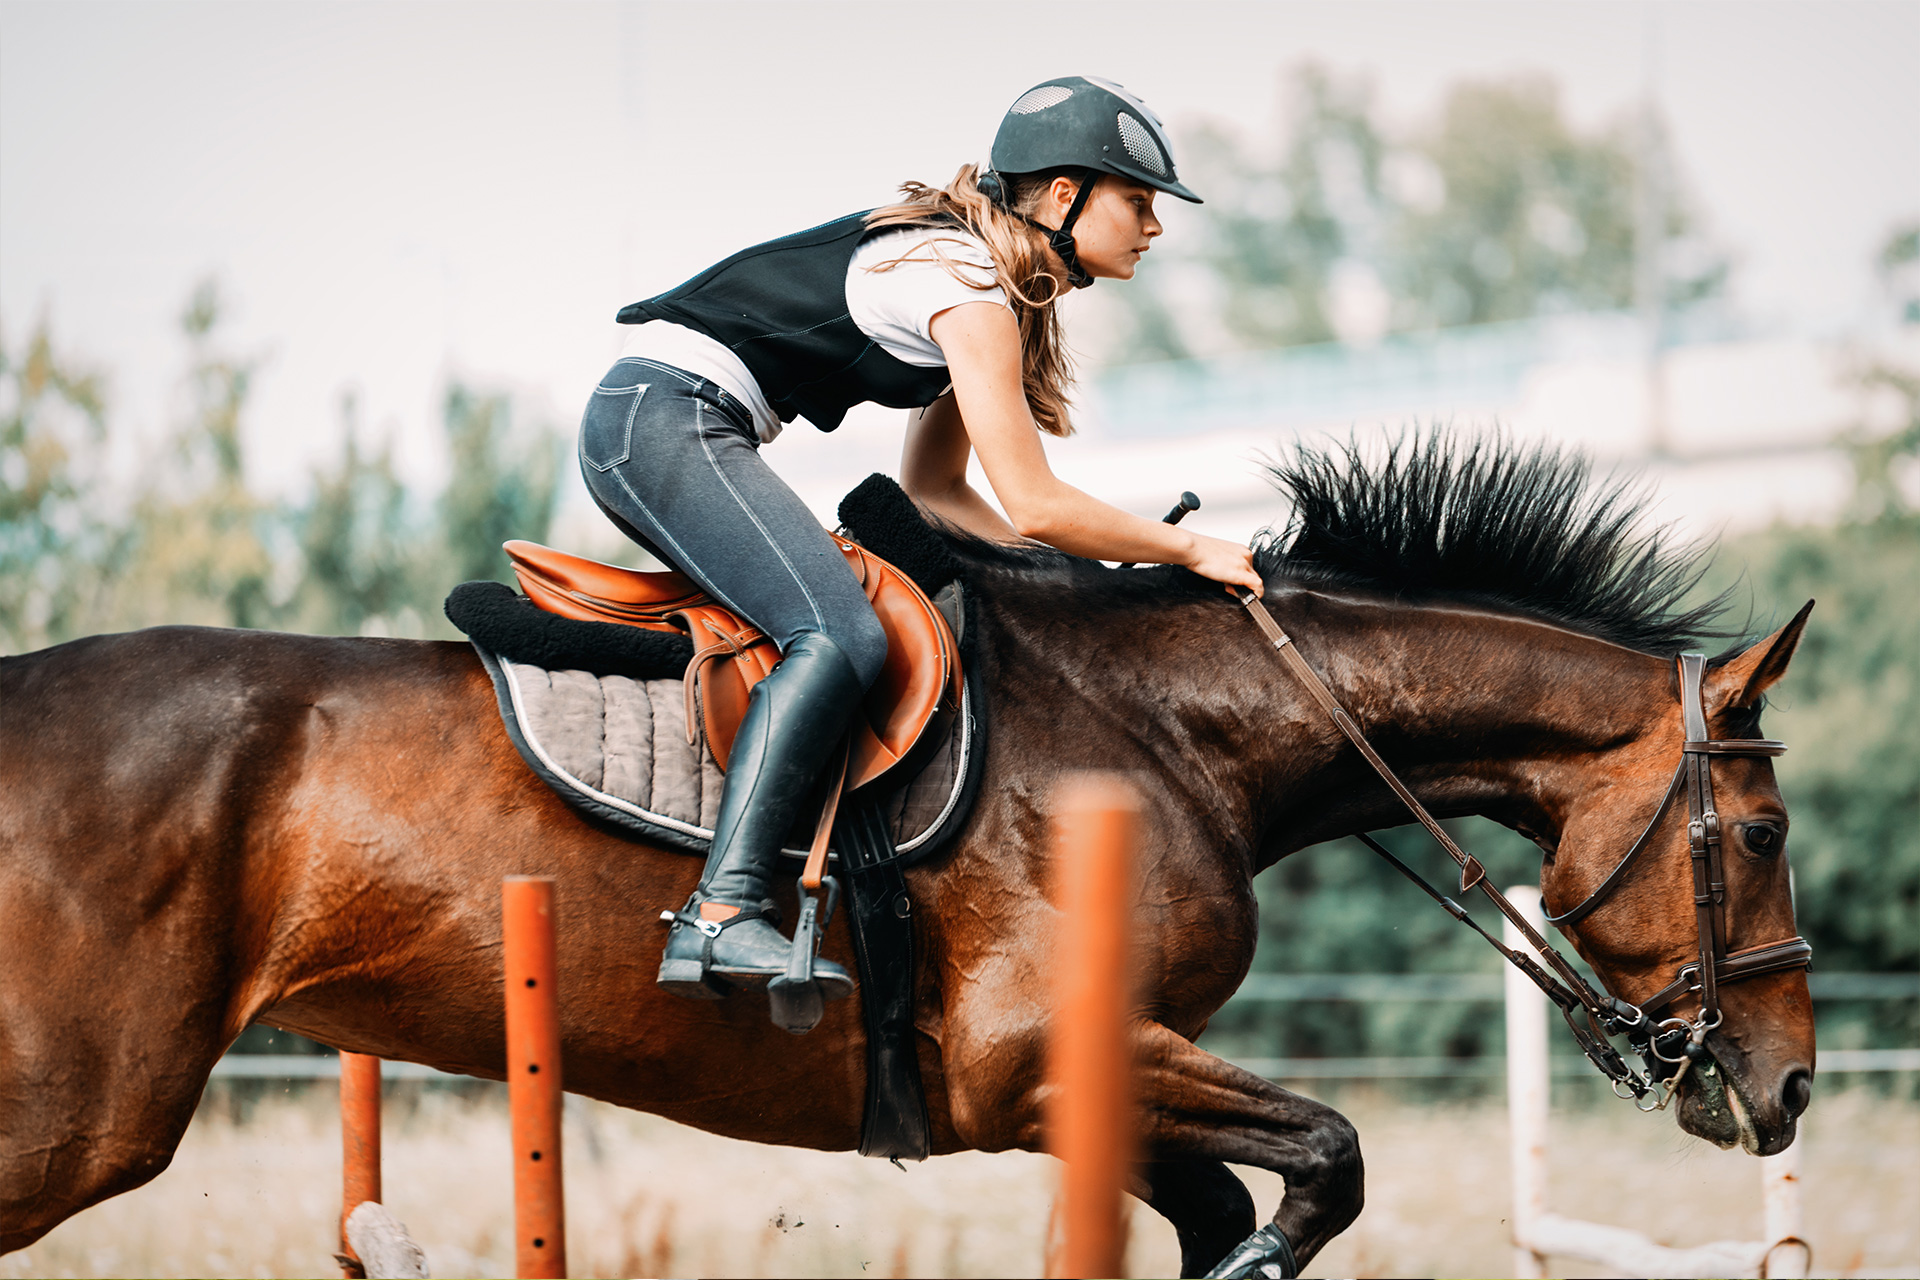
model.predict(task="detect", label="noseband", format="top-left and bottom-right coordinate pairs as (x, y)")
top-left (1238, 593), bottom-right (1813, 1106)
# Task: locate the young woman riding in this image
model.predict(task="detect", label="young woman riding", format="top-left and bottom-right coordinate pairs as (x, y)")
top-left (578, 75), bottom-right (1261, 1025)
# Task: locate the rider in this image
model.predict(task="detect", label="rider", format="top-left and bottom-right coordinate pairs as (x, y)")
top-left (579, 75), bottom-right (1263, 1020)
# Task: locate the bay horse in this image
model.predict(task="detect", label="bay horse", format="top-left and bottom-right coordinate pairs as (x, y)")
top-left (1, 436), bottom-right (1816, 1275)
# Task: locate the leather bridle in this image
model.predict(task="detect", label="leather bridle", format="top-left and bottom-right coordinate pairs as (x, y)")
top-left (1238, 592), bottom-right (1814, 1106)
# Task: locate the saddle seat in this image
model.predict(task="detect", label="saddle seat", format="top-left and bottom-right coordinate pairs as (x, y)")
top-left (503, 538), bottom-right (960, 792)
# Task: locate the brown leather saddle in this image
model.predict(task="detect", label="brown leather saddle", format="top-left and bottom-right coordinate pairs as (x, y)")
top-left (503, 537), bottom-right (961, 793)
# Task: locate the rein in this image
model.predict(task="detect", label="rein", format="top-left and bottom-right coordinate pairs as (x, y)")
top-left (1236, 590), bottom-right (1813, 1106)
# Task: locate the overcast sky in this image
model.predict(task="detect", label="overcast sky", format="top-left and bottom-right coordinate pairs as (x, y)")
top-left (3, 0), bottom-right (1915, 510)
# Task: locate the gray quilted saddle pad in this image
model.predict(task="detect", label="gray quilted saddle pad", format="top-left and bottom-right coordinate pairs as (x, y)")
top-left (473, 644), bottom-right (981, 864)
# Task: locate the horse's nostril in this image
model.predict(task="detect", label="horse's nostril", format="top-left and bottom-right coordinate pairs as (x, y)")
top-left (1782, 1069), bottom-right (1812, 1118)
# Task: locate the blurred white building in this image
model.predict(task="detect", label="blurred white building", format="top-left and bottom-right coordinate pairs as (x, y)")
top-left (1042, 315), bottom-right (1919, 547)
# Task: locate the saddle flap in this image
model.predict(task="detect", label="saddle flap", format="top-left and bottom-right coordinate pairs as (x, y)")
top-left (503, 538), bottom-right (960, 791)
top-left (505, 539), bottom-right (705, 628)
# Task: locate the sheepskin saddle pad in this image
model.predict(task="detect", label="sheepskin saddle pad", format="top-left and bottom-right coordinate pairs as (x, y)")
top-left (445, 474), bottom-right (983, 867)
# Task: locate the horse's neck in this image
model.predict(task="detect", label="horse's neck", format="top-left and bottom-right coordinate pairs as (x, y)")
top-left (1255, 589), bottom-right (1672, 858)
top-left (970, 572), bottom-right (1669, 860)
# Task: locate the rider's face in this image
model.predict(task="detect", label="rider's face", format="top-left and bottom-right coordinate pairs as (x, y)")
top-left (1039, 176), bottom-right (1163, 281)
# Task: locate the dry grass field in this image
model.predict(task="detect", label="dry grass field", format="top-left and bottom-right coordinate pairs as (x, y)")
top-left (5, 1081), bottom-right (1915, 1278)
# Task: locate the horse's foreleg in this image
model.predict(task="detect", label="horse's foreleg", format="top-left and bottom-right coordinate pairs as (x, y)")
top-left (0, 949), bottom-right (228, 1253)
top-left (0, 850), bottom-right (234, 1251)
top-left (1136, 1020), bottom-right (1363, 1277)
top-left (1137, 1158), bottom-right (1259, 1279)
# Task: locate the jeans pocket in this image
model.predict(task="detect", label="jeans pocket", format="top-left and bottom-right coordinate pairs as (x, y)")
top-left (579, 381), bottom-right (648, 472)
top-left (694, 396), bottom-right (759, 450)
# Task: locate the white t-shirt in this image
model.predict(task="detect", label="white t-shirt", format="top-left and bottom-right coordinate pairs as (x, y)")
top-left (618, 226), bottom-right (1010, 443)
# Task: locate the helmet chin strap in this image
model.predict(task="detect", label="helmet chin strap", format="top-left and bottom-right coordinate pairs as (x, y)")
top-left (989, 169), bottom-right (1099, 289)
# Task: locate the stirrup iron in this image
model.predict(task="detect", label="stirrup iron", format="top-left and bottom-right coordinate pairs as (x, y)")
top-left (768, 875), bottom-right (840, 1035)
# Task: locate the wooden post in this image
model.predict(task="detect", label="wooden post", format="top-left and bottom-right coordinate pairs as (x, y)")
top-left (1503, 886), bottom-right (1549, 1280)
top-left (339, 1051), bottom-right (383, 1279)
top-left (1048, 775), bottom-right (1139, 1280)
top-left (504, 875), bottom-right (567, 1279)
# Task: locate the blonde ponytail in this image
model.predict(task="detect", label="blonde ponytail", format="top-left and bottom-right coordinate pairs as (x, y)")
top-left (865, 164), bottom-right (1079, 437)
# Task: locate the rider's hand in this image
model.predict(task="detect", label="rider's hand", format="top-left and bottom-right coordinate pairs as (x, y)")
top-left (1182, 532), bottom-right (1263, 593)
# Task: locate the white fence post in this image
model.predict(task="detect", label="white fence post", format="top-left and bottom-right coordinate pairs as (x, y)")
top-left (1503, 884), bottom-right (1812, 1278)
top-left (1761, 1142), bottom-right (1811, 1279)
top-left (1504, 885), bottom-right (1549, 1280)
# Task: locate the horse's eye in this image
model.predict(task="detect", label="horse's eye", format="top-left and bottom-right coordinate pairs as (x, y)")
top-left (1743, 823), bottom-right (1783, 856)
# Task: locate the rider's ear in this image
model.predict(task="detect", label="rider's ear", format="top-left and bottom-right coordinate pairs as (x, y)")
top-left (1705, 599), bottom-right (1815, 714)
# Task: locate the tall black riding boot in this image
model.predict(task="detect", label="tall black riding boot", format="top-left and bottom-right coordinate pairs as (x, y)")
top-left (657, 631), bottom-right (861, 1009)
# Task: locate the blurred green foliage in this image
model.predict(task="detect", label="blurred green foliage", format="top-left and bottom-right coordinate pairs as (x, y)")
top-left (0, 314), bottom-right (112, 645)
top-left (0, 282), bottom-right (562, 654)
top-left (1119, 66), bottom-right (1726, 358)
top-left (1730, 374), bottom-right (1920, 981)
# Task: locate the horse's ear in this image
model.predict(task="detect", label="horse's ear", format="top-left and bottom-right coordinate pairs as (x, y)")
top-left (1706, 599), bottom-right (1815, 714)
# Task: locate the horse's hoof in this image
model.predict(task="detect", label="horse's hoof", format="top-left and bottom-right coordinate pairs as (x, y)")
top-left (1204, 1224), bottom-right (1296, 1279)
top-left (656, 957), bottom-right (729, 1000)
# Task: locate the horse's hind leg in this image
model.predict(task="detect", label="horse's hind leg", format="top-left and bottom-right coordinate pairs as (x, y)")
top-left (1136, 1021), bottom-right (1364, 1277)
top-left (1138, 1158), bottom-right (1259, 1279)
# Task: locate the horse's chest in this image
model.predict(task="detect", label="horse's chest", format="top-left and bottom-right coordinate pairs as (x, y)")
top-left (1136, 871), bottom-right (1260, 1026)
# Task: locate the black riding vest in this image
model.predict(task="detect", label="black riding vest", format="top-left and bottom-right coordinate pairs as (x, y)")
top-left (617, 211), bottom-right (962, 433)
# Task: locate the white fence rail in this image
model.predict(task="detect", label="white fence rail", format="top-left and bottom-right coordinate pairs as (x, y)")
top-left (1228, 971), bottom-right (1919, 1001)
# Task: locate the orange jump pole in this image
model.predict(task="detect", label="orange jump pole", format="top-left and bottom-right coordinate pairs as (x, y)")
top-left (1048, 774), bottom-right (1140, 1280)
top-left (503, 875), bottom-right (567, 1279)
top-left (338, 1051), bottom-right (382, 1277)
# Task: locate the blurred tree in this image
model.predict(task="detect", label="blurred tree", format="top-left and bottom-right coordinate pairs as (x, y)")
top-left (0, 320), bottom-right (113, 652)
top-left (1878, 219), bottom-right (1920, 326)
top-left (1720, 521), bottom-right (1918, 980)
top-left (434, 384), bottom-right (560, 593)
top-left (1735, 228), bottom-right (1920, 987)
top-left (1845, 222), bottom-right (1920, 524)
top-left (283, 392), bottom-right (416, 636)
top-left (1842, 361), bottom-right (1920, 526)
top-left (1109, 66), bottom-right (1728, 363)
top-left (105, 281), bottom-right (279, 631)
top-left (4, 281), bottom-right (564, 648)
top-left (1395, 77), bottom-right (1638, 327)
top-left (1192, 65), bottom-right (1388, 351)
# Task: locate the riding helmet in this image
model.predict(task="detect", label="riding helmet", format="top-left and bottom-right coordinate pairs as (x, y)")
top-left (987, 76), bottom-right (1202, 204)
top-left (981, 76), bottom-right (1199, 288)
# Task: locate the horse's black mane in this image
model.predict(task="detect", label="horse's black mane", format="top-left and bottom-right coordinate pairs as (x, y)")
top-left (843, 432), bottom-right (1735, 657)
top-left (1252, 433), bottom-right (1734, 654)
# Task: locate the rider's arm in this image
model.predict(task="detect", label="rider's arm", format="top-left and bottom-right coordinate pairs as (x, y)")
top-left (900, 394), bottom-right (1022, 542)
top-left (920, 300), bottom-right (1261, 589)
